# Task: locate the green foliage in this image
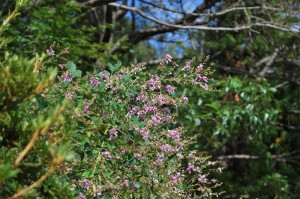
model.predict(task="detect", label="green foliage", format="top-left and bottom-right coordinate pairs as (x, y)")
top-left (0, 3), bottom-right (222, 198)
top-left (1, 0), bottom-right (102, 69)
top-left (177, 74), bottom-right (300, 197)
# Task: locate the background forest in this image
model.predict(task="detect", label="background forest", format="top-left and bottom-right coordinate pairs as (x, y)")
top-left (1, 0), bottom-right (299, 198)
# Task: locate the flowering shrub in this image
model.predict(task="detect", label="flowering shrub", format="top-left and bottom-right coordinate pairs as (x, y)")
top-left (0, 5), bottom-right (222, 197)
top-left (40, 49), bottom-right (222, 198)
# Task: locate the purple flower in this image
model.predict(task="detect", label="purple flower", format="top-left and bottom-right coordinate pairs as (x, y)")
top-left (152, 115), bottom-right (161, 126)
top-left (147, 75), bottom-right (161, 90)
top-left (148, 77), bottom-right (155, 86)
top-left (78, 193), bottom-right (85, 199)
top-left (202, 75), bottom-right (208, 82)
top-left (83, 105), bottom-right (90, 112)
top-left (196, 64), bottom-right (203, 72)
top-left (200, 83), bottom-right (208, 90)
top-left (136, 93), bottom-right (147, 102)
top-left (101, 72), bottom-right (109, 79)
top-left (165, 85), bottom-right (175, 93)
top-left (120, 147), bottom-right (126, 154)
top-left (109, 128), bottom-right (118, 139)
top-left (157, 94), bottom-right (165, 106)
top-left (160, 144), bottom-right (173, 153)
top-left (102, 151), bottom-right (111, 158)
top-left (138, 127), bottom-right (149, 141)
top-left (123, 179), bottom-right (129, 187)
top-left (187, 164), bottom-right (195, 174)
top-left (183, 61), bottom-right (191, 71)
top-left (142, 134), bottom-right (148, 141)
top-left (154, 154), bottom-right (164, 166)
top-left (169, 172), bottom-right (180, 183)
top-left (177, 153), bottom-right (184, 159)
top-left (90, 77), bottom-right (100, 86)
top-left (182, 97), bottom-right (189, 103)
top-left (168, 130), bottom-right (180, 139)
top-left (162, 107), bottom-right (170, 114)
top-left (143, 105), bottom-right (157, 113)
top-left (117, 99), bottom-right (122, 104)
top-left (198, 174), bottom-right (207, 183)
top-left (165, 54), bottom-right (173, 63)
top-left (134, 153), bottom-right (142, 161)
top-left (58, 64), bottom-right (66, 69)
top-left (65, 93), bottom-right (73, 99)
top-left (46, 48), bottom-right (55, 56)
top-left (111, 86), bottom-right (117, 91)
top-left (63, 73), bottom-right (72, 82)
top-left (81, 179), bottom-right (90, 189)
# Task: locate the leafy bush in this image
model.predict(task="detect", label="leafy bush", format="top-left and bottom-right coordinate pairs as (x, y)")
top-left (0, 3), bottom-right (222, 198)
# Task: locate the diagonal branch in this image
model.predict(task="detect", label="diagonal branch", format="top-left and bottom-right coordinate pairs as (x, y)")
top-left (108, 2), bottom-right (294, 33)
top-left (140, 0), bottom-right (281, 17)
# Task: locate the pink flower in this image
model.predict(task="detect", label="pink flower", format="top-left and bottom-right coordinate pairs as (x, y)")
top-left (142, 134), bottom-right (149, 141)
top-left (141, 84), bottom-right (147, 90)
top-left (152, 115), bottom-right (161, 126)
top-left (123, 179), bottom-right (129, 187)
top-left (187, 164), bottom-right (195, 174)
top-left (202, 75), bottom-right (208, 82)
top-left (101, 72), bottom-right (109, 79)
top-left (196, 64), bottom-right (203, 72)
top-left (160, 144), bottom-right (173, 153)
top-left (120, 147), bottom-right (126, 154)
top-left (63, 73), bottom-right (72, 82)
top-left (200, 83), bottom-right (208, 90)
top-left (157, 94), bottom-right (165, 106)
top-left (58, 64), bottom-right (66, 69)
top-left (169, 172), bottom-right (180, 183)
top-left (81, 179), bottom-right (90, 189)
top-left (109, 128), bottom-right (118, 139)
top-left (102, 151), bottom-right (111, 158)
top-left (182, 97), bottom-right (189, 103)
top-left (90, 77), bottom-right (100, 86)
top-left (83, 105), bottom-right (90, 112)
top-left (154, 154), bottom-right (164, 166)
top-left (198, 174), bottom-right (207, 183)
top-left (147, 75), bottom-right (161, 90)
top-left (136, 93), bottom-right (147, 102)
top-left (78, 193), bottom-right (85, 199)
top-left (46, 48), bottom-right (55, 56)
top-left (165, 85), bottom-right (175, 93)
top-left (65, 93), bottom-right (73, 99)
top-left (177, 153), bottom-right (184, 159)
top-left (117, 99), bottom-right (122, 104)
top-left (183, 61), bottom-right (191, 71)
top-left (168, 130), bottom-right (180, 139)
top-left (162, 107), bottom-right (170, 114)
top-left (134, 153), bottom-right (142, 161)
top-left (165, 54), bottom-right (173, 63)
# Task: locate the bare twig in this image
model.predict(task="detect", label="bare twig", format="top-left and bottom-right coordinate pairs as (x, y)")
top-left (139, 0), bottom-right (281, 17)
top-left (217, 152), bottom-right (300, 164)
top-left (274, 81), bottom-right (289, 89)
top-left (108, 3), bottom-right (294, 33)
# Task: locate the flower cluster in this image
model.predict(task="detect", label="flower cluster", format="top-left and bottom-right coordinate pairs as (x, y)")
top-left (48, 52), bottom-right (221, 198)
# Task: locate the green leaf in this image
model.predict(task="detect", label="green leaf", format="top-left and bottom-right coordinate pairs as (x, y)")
top-left (67, 61), bottom-right (81, 78)
top-left (206, 101), bottom-right (219, 110)
top-left (82, 171), bottom-right (91, 178)
top-left (108, 63), bottom-right (114, 73)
